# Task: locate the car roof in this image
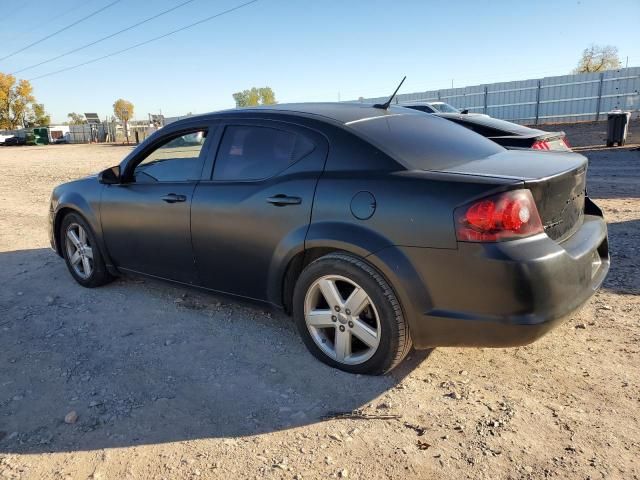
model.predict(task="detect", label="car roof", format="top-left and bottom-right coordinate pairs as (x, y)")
top-left (210, 102), bottom-right (421, 125)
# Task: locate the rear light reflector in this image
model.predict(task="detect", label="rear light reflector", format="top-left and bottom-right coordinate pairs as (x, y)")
top-left (454, 189), bottom-right (544, 242)
top-left (531, 140), bottom-right (550, 150)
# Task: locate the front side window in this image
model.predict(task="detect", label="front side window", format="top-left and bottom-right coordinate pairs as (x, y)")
top-left (213, 125), bottom-right (315, 181)
top-left (134, 130), bottom-right (207, 182)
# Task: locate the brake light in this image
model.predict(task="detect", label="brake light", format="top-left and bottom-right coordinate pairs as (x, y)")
top-left (454, 189), bottom-right (544, 242)
top-left (531, 140), bottom-right (550, 150)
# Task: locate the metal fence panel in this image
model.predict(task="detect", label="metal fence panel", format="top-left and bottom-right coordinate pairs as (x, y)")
top-left (357, 67), bottom-right (640, 125)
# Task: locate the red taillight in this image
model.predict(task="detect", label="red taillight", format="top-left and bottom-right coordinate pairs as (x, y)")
top-left (454, 189), bottom-right (544, 242)
top-left (562, 137), bottom-right (572, 150)
top-left (531, 140), bottom-right (550, 150)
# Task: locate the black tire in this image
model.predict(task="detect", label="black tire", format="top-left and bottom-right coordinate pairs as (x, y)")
top-left (60, 212), bottom-right (113, 288)
top-left (293, 252), bottom-right (412, 375)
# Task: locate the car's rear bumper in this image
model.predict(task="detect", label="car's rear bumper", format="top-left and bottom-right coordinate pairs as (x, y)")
top-left (368, 211), bottom-right (609, 349)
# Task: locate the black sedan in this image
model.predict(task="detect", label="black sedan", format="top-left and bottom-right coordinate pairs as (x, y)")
top-left (403, 103), bottom-right (571, 151)
top-left (3, 136), bottom-right (26, 146)
top-left (49, 103), bottom-right (609, 374)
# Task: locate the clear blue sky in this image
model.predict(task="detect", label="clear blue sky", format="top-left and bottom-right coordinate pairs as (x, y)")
top-left (1, 0), bottom-right (638, 123)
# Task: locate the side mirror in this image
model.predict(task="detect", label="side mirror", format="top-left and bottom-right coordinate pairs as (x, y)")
top-left (98, 165), bottom-right (121, 185)
top-left (461, 109), bottom-right (469, 114)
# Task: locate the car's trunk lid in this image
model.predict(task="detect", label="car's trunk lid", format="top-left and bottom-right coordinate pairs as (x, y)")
top-left (435, 150), bottom-right (587, 241)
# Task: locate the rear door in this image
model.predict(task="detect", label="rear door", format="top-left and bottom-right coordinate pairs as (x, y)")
top-left (191, 119), bottom-right (328, 301)
top-left (101, 125), bottom-right (212, 283)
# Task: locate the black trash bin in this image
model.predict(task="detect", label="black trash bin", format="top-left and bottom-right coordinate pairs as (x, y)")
top-left (606, 110), bottom-right (631, 147)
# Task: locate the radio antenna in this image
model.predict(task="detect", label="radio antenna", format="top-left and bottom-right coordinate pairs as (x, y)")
top-left (373, 76), bottom-right (406, 110)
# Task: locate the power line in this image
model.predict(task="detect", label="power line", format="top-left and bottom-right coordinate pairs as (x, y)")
top-left (0, 0), bottom-right (122, 62)
top-left (20, 0), bottom-right (93, 38)
top-left (13, 0), bottom-right (198, 75)
top-left (29, 0), bottom-right (259, 82)
top-left (0, 1), bottom-right (32, 25)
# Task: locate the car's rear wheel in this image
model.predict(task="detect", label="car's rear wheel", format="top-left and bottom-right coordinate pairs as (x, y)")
top-left (61, 212), bottom-right (113, 288)
top-left (293, 253), bottom-right (412, 375)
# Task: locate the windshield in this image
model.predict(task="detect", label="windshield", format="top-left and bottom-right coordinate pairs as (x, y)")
top-left (348, 112), bottom-right (503, 171)
top-left (430, 102), bottom-right (460, 113)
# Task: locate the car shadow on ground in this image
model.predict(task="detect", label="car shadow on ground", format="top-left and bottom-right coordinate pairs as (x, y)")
top-left (601, 218), bottom-right (640, 295)
top-left (0, 248), bottom-right (430, 454)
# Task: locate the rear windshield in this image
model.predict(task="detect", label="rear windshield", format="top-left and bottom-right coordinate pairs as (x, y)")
top-left (430, 102), bottom-right (459, 113)
top-left (461, 115), bottom-right (539, 135)
top-left (348, 113), bottom-right (504, 171)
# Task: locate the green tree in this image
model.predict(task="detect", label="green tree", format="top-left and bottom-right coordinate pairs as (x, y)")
top-left (574, 44), bottom-right (622, 73)
top-left (0, 72), bottom-right (36, 129)
top-left (25, 103), bottom-right (50, 127)
top-left (232, 87), bottom-right (277, 107)
top-left (67, 112), bottom-right (85, 125)
top-left (258, 87), bottom-right (276, 105)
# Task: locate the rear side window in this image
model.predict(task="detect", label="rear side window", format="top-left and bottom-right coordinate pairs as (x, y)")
top-left (348, 113), bottom-right (503, 171)
top-left (213, 125), bottom-right (315, 181)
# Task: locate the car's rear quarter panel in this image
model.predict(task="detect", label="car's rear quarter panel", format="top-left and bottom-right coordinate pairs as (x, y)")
top-left (308, 131), bottom-right (528, 343)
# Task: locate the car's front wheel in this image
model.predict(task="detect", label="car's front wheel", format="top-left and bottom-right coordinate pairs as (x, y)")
top-left (293, 253), bottom-right (412, 375)
top-left (61, 212), bottom-right (113, 288)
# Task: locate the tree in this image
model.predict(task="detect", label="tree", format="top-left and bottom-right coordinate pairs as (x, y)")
top-left (113, 98), bottom-right (134, 122)
top-left (232, 87), bottom-right (277, 107)
top-left (574, 44), bottom-right (622, 73)
top-left (25, 103), bottom-right (50, 127)
top-left (0, 73), bottom-right (37, 129)
top-left (67, 112), bottom-right (85, 125)
top-left (257, 87), bottom-right (276, 105)
top-left (113, 98), bottom-right (134, 143)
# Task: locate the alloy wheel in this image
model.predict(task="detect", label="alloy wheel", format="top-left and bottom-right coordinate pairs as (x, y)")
top-left (304, 275), bottom-right (381, 365)
top-left (65, 223), bottom-right (94, 279)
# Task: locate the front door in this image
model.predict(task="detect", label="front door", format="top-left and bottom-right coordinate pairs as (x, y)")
top-left (101, 127), bottom-right (211, 283)
top-left (191, 121), bottom-right (328, 300)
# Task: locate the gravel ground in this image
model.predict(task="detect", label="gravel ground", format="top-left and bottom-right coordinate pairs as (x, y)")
top-left (0, 143), bottom-right (639, 480)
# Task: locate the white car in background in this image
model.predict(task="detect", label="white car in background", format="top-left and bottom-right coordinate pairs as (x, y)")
top-left (0, 134), bottom-right (15, 145)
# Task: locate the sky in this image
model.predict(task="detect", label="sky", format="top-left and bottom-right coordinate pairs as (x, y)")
top-left (1, 0), bottom-right (638, 124)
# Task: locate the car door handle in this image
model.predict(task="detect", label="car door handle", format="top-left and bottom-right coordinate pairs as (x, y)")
top-left (266, 194), bottom-right (302, 206)
top-left (161, 193), bottom-right (187, 203)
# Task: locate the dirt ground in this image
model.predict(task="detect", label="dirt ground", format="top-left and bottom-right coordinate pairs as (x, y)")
top-left (0, 143), bottom-right (638, 480)
top-left (527, 118), bottom-right (638, 149)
